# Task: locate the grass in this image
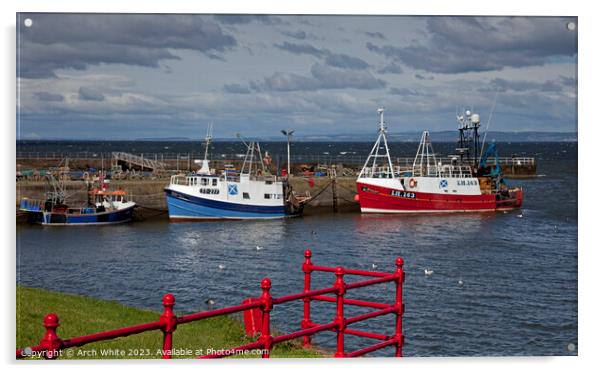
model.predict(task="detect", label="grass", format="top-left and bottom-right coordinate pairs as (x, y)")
top-left (16, 286), bottom-right (324, 360)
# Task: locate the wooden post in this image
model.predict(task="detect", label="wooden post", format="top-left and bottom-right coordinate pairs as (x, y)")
top-left (331, 167), bottom-right (338, 213)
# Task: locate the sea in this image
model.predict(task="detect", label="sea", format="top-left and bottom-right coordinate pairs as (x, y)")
top-left (16, 141), bottom-right (578, 357)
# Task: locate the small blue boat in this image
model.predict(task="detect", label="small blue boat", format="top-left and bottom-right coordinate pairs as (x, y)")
top-left (19, 175), bottom-right (136, 226)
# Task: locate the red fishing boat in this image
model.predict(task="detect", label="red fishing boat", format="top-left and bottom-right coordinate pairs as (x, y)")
top-left (355, 108), bottom-right (523, 213)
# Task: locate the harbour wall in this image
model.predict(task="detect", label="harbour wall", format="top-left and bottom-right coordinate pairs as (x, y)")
top-left (16, 176), bottom-right (360, 221)
top-left (16, 154), bottom-right (537, 177)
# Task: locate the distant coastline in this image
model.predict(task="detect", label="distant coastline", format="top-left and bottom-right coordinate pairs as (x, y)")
top-left (17, 131), bottom-right (577, 143)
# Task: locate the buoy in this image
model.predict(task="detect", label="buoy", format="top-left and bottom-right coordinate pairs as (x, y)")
top-left (354, 194), bottom-right (360, 202)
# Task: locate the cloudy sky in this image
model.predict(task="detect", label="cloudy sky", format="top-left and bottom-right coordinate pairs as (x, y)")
top-left (16, 14), bottom-right (577, 140)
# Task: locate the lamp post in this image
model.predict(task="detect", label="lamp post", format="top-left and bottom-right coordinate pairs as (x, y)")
top-left (281, 129), bottom-right (294, 177)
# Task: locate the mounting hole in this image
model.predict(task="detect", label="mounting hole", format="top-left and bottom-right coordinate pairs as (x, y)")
top-left (24, 18), bottom-right (33, 27)
top-left (566, 22), bottom-right (576, 31)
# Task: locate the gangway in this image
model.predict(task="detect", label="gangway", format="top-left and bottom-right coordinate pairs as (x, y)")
top-left (111, 152), bottom-right (167, 172)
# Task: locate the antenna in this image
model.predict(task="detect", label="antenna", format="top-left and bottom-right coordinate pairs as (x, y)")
top-left (377, 107), bottom-right (386, 132)
top-left (479, 90), bottom-right (499, 159)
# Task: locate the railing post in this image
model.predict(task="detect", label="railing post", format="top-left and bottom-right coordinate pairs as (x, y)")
top-left (160, 293), bottom-right (177, 359)
top-left (39, 313), bottom-right (62, 359)
top-left (394, 257), bottom-right (405, 357)
top-left (259, 278), bottom-right (273, 358)
top-left (301, 249), bottom-right (313, 347)
top-left (333, 266), bottom-right (346, 357)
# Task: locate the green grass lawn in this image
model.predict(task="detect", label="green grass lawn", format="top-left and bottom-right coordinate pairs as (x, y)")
top-left (16, 286), bottom-right (324, 359)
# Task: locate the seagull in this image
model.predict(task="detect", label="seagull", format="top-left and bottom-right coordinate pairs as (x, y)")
top-left (517, 213), bottom-right (523, 218)
top-left (205, 299), bottom-right (215, 305)
top-left (218, 264), bottom-right (226, 270)
top-left (424, 269), bottom-right (434, 276)
top-left (458, 279), bottom-right (464, 287)
top-left (371, 263), bottom-right (378, 270)
top-left (255, 245), bottom-right (264, 251)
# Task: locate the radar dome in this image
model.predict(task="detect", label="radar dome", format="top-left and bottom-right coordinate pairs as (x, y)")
top-left (470, 113), bottom-right (480, 124)
top-left (465, 110), bottom-right (471, 116)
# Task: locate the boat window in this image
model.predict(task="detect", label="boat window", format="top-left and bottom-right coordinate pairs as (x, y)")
top-left (212, 178), bottom-right (218, 186)
top-left (201, 178), bottom-right (208, 186)
top-left (243, 192), bottom-right (250, 199)
top-left (264, 194), bottom-right (271, 199)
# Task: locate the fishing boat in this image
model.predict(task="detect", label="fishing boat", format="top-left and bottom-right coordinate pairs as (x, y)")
top-left (164, 126), bottom-right (304, 221)
top-left (19, 174), bottom-right (136, 225)
top-left (355, 107), bottom-right (523, 213)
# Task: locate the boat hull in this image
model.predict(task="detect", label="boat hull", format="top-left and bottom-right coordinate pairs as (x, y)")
top-left (356, 181), bottom-right (522, 213)
top-left (165, 188), bottom-right (289, 220)
top-left (25, 205), bottom-right (135, 225)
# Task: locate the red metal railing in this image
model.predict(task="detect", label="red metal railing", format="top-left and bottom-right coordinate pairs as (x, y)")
top-left (16, 250), bottom-right (405, 359)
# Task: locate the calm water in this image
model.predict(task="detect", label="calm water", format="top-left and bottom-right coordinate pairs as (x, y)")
top-left (16, 142), bottom-right (577, 357)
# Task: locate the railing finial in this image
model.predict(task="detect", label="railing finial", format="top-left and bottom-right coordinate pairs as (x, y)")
top-left (40, 313), bottom-right (62, 359)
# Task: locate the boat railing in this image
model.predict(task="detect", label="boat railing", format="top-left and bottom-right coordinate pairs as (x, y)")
top-left (170, 173), bottom-right (280, 186)
top-left (359, 166), bottom-right (405, 179)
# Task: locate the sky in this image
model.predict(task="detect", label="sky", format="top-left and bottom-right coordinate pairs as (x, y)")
top-left (16, 14), bottom-right (578, 140)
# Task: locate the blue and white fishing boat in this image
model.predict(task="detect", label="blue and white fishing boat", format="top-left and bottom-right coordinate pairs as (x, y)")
top-left (19, 174), bottom-right (136, 225)
top-left (165, 126), bottom-right (304, 221)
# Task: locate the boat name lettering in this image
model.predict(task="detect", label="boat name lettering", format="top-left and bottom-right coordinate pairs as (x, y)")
top-left (199, 188), bottom-right (220, 195)
top-left (361, 186), bottom-right (379, 194)
top-left (390, 190), bottom-right (416, 199)
top-left (456, 180), bottom-right (478, 186)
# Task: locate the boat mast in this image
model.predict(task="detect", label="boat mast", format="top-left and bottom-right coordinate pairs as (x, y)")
top-left (199, 123), bottom-right (213, 174)
top-left (359, 107), bottom-right (395, 179)
top-left (412, 131), bottom-right (439, 177)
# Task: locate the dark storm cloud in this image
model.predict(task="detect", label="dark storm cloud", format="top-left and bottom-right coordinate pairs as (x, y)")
top-left (364, 31), bottom-right (386, 40)
top-left (274, 42), bottom-right (368, 70)
top-left (213, 15), bottom-right (283, 25)
top-left (32, 91), bottom-right (64, 102)
top-left (223, 83), bottom-right (251, 94)
top-left (18, 14), bottom-right (237, 78)
top-left (377, 62), bottom-right (403, 74)
top-left (366, 17), bottom-right (577, 73)
top-left (324, 53), bottom-right (369, 70)
top-left (560, 76), bottom-right (577, 86)
top-left (389, 87), bottom-right (430, 96)
top-left (249, 63), bottom-right (385, 92)
top-left (415, 74), bottom-right (434, 80)
top-left (310, 64), bottom-right (385, 89)
top-left (479, 78), bottom-right (564, 93)
top-left (273, 41), bottom-right (327, 58)
top-left (281, 30), bottom-right (307, 40)
top-left (78, 86), bottom-right (105, 101)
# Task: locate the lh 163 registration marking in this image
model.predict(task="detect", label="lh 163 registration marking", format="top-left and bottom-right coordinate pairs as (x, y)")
top-left (390, 190), bottom-right (416, 198)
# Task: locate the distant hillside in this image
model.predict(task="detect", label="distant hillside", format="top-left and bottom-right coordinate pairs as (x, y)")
top-left (258, 131), bottom-right (578, 142)
top-left (24, 131), bottom-right (577, 142)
